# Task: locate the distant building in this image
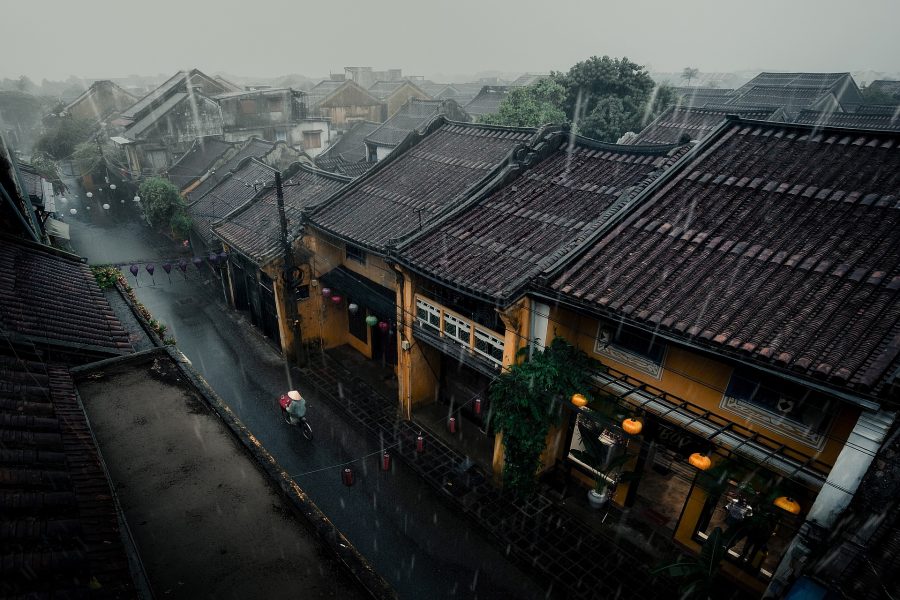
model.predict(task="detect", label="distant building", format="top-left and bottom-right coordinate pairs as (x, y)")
top-left (720, 72), bottom-right (864, 118)
top-left (367, 80), bottom-right (431, 119)
top-left (364, 98), bottom-right (468, 161)
top-left (216, 88), bottom-right (331, 157)
top-left (314, 120), bottom-right (380, 178)
top-left (464, 86), bottom-right (510, 119)
top-left (165, 137), bottom-right (238, 195)
top-left (508, 73), bottom-right (549, 87)
top-left (113, 69), bottom-right (238, 176)
top-left (62, 80), bottom-right (137, 124)
top-left (865, 79), bottom-right (900, 102)
top-left (626, 105), bottom-right (779, 145)
top-left (309, 80), bottom-right (385, 130)
top-left (673, 87), bottom-right (736, 108)
top-left (344, 66), bottom-right (404, 89)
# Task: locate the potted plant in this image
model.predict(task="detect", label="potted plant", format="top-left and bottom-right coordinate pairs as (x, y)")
top-left (570, 418), bottom-right (630, 508)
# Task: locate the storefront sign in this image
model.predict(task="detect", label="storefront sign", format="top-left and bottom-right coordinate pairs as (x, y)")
top-left (654, 420), bottom-right (707, 457)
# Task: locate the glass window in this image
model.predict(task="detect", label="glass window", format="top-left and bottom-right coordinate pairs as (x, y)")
top-left (594, 321), bottom-right (666, 378)
top-left (443, 312), bottom-right (471, 346)
top-left (303, 130), bottom-right (322, 149)
top-left (473, 328), bottom-right (504, 366)
top-left (416, 298), bottom-right (440, 333)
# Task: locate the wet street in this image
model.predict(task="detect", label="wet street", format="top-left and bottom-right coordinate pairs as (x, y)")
top-left (63, 183), bottom-right (550, 600)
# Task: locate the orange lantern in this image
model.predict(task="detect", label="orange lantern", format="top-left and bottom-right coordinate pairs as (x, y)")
top-left (571, 393), bottom-right (588, 408)
top-left (773, 496), bottom-right (801, 515)
top-left (689, 452), bottom-right (712, 470)
top-left (621, 418), bottom-right (643, 435)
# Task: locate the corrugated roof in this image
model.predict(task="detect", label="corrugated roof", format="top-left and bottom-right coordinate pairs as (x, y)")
top-left (550, 117), bottom-right (900, 396)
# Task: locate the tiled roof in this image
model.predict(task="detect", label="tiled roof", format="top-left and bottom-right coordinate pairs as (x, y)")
top-left (123, 92), bottom-right (188, 138)
top-left (365, 99), bottom-right (445, 148)
top-left (673, 87), bottom-right (736, 108)
top-left (440, 83), bottom-right (484, 105)
top-left (214, 164), bottom-right (350, 265)
top-left (314, 156), bottom-right (374, 178)
top-left (726, 85), bottom-right (832, 112)
top-left (630, 106), bottom-right (777, 145)
top-left (735, 72), bottom-right (852, 94)
top-left (367, 80), bottom-right (426, 100)
top-left (187, 158), bottom-right (276, 245)
top-left (464, 86), bottom-right (510, 117)
top-left (0, 355), bottom-right (135, 597)
top-left (869, 80), bottom-right (900, 95)
top-left (316, 120), bottom-right (379, 164)
top-left (307, 80), bottom-right (344, 107)
top-left (0, 239), bottom-right (130, 353)
top-left (509, 74), bottom-right (549, 87)
top-left (397, 135), bottom-right (685, 302)
top-left (166, 137), bottom-right (234, 191)
top-left (550, 117), bottom-right (900, 396)
top-left (121, 70), bottom-right (188, 119)
top-left (308, 120), bottom-right (537, 252)
top-left (794, 109), bottom-right (900, 131)
top-left (856, 104), bottom-right (900, 116)
top-left (186, 138), bottom-right (274, 201)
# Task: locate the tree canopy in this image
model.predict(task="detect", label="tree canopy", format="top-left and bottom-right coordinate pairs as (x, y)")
top-left (34, 117), bottom-right (96, 159)
top-left (479, 78), bottom-right (567, 128)
top-left (481, 56), bottom-right (676, 143)
top-left (138, 177), bottom-right (191, 238)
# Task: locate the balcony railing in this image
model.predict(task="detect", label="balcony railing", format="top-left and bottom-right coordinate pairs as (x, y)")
top-left (415, 295), bottom-right (505, 368)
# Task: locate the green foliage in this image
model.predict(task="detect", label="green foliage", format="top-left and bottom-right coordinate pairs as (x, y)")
top-left (490, 337), bottom-right (602, 498)
top-left (861, 84), bottom-right (899, 105)
top-left (28, 151), bottom-right (62, 188)
top-left (169, 207), bottom-right (192, 238)
top-left (560, 56), bottom-right (676, 142)
top-left (480, 78), bottom-right (568, 128)
top-left (91, 265), bottom-right (121, 290)
top-left (138, 177), bottom-right (184, 230)
top-left (72, 141), bottom-right (102, 178)
top-left (652, 527), bottom-right (728, 599)
top-left (35, 117), bottom-right (96, 159)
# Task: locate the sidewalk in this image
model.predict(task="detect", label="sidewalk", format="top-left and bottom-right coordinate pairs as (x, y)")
top-left (302, 348), bottom-right (680, 600)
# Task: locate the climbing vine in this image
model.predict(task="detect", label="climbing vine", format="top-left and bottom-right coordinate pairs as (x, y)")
top-left (490, 337), bottom-right (602, 498)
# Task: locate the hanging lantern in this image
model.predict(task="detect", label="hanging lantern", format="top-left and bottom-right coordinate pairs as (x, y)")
top-left (342, 467), bottom-right (354, 487)
top-left (178, 259), bottom-right (188, 273)
top-left (162, 262), bottom-right (172, 274)
top-left (109, 184), bottom-right (116, 190)
top-left (773, 496), bottom-right (801, 515)
top-left (86, 192), bottom-right (93, 198)
top-left (416, 434), bottom-right (425, 453)
top-left (571, 393), bottom-right (588, 408)
top-left (129, 264), bottom-right (139, 277)
top-left (448, 416), bottom-right (457, 434)
top-left (133, 195), bottom-right (141, 203)
top-left (381, 452), bottom-right (391, 471)
top-left (208, 253), bottom-right (218, 264)
top-left (145, 264), bottom-right (155, 276)
top-left (102, 203), bottom-right (110, 210)
top-left (689, 452), bottom-right (712, 471)
top-left (60, 196), bottom-right (67, 203)
top-left (321, 287), bottom-right (332, 298)
top-left (366, 315), bottom-right (378, 327)
top-left (622, 418), bottom-right (643, 435)
top-left (331, 294), bottom-right (342, 304)
top-left (192, 257), bottom-right (203, 269)
top-left (474, 398), bottom-right (483, 415)
top-left (378, 321), bottom-right (389, 332)
top-left (348, 303), bottom-right (359, 314)
top-left (86, 206), bottom-right (91, 210)
top-left (69, 208), bottom-right (77, 215)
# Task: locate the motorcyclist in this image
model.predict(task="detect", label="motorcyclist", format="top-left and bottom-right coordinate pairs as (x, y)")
top-left (280, 390), bottom-right (307, 425)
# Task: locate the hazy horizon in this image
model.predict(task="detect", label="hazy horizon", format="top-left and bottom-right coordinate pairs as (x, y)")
top-left (3, 0), bottom-right (899, 82)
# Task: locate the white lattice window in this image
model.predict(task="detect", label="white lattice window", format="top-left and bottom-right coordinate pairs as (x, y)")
top-left (416, 298), bottom-right (440, 332)
top-left (474, 328), bottom-right (504, 367)
top-left (443, 313), bottom-right (471, 346)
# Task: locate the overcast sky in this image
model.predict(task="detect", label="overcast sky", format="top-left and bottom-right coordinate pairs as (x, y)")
top-left (3, 0), bottom-right (899, 81)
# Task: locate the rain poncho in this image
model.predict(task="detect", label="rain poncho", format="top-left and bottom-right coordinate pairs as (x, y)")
top-left (286, 396), bottom-right (307, 424)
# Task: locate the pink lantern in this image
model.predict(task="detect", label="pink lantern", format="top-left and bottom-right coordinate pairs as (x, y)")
top-left (331, 295), bottom-right (342, 304)
top-left (378, 321), bottom-right (389, 332)
top-left (321, 287), bottom-right (332, 298)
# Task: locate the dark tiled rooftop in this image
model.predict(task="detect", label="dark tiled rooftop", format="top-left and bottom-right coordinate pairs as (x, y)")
top-left (187, 158), bottom-right (276, 245)
top-left (464, 86), bottom-right (510, 117)
top-left (186, 138), bottom-right (274, 201)
top-left (365, 99), bottom-right (446, 147)
top-left (166, 137), bottom-right (234, 191)
top-left (631, 106), bottom-right (776, 145)
top-left (735, 72), bottom-right (852, 93)
top-left (794, 109), bottom-right (900, 131)
top-left (726, 85), bottom-right (831, 111)
top-left (398, 135), bottom-right (685, 302)
top-left (214, 164), bottom-right (350, 265)
top-left (0, 239), bottom-right (130, 353)
top-left (550, 118), bottom-right (900, 395)
top-left (309, 120), bottom-right (536, 252)
top-left (673, 87), bottom-right (736, 108)
top-left (313, 156), bottom-right (374, 178)
top-left (868, 80), bottom-right (900, 100)
top-left (0, 355), bottom-right (135, 597)
top-left (316, 120), bottom-right (380, 164)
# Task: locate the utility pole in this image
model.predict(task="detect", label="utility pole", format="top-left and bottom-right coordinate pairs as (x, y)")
top-left (275, 172), bottom-right (306, 367)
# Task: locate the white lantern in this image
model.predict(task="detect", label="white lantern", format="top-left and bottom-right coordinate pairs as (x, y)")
top-left (102, 203), bottom-right (110, 210)
top-left (133, 195), bottom-right (141, 203)
top-left (60, 196), bottom-right (67, 203)
top-left (70, 208), bottom-right (77, 215)
top-left (109, 184), bottom-right (116, 190)
top-left (86, 192), bottom-right (93, 198)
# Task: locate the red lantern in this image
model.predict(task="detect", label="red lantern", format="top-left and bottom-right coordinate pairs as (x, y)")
top-left (449, 416), bottom-right (457, 434)
top-left (416, 434), bottom-right (425, 453)
top-left (474, 398), bottom-right (483, 415)
top-left (378, 321), bottom-right (389, 332)
top-left (381, 453), bottom-right (391, 471)
top-left (331, 295), bottom-right (342, 304)
top-left (342, 467), bottom-right (354, 487)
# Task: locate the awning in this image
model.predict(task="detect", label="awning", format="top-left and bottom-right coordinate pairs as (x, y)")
top-left (45, 217), bottom-right (70, 240)
top-left (593, 367), bottom-right (830, 489)
top-left (319, 266), bottom-right (395, 321)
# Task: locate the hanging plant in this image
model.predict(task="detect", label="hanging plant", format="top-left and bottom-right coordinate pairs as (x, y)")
top-left (490, 336), bottom-right (603, 498)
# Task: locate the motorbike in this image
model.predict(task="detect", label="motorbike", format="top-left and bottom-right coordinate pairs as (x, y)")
top-left (278, 391), bottom-right (312, 440)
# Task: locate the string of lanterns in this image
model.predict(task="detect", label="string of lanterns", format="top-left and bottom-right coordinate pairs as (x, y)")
top-left (321, 286), bottom-right (391, 332)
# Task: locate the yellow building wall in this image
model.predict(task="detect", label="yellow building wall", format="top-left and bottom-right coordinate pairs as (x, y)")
top-left (546, 304), bottom-right (859, 469)
top-left (396, 266), bottom-right (439, 419)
